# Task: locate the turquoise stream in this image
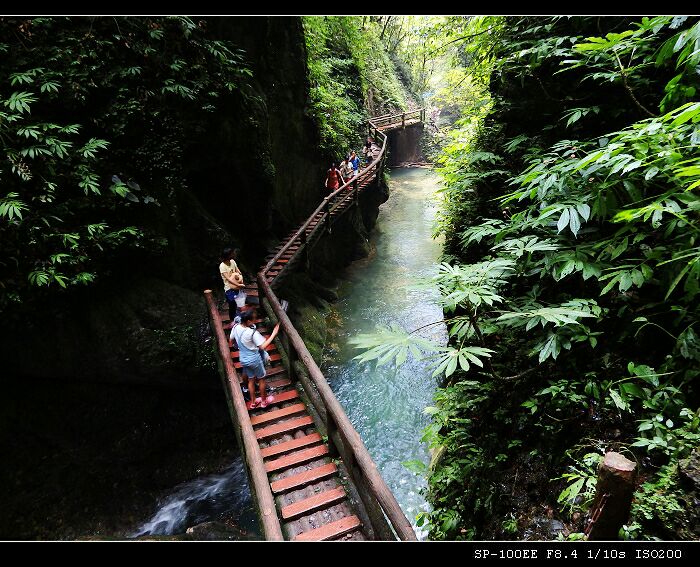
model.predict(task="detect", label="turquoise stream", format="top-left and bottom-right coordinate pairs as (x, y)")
top-left (324, 167), bottom-right (447, 538)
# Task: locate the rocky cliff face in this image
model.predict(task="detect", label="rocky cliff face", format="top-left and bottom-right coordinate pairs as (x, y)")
top-left (196, 17), bottom-right (326, 258)
top-left (386, 125), bottom-right (426, 166)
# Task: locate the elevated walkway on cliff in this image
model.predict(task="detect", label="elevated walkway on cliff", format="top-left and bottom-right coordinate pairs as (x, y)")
top-left (204, 109), bottom-right (424, 541)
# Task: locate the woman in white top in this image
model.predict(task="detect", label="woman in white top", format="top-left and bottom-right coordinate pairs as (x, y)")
top-left (231, 309), bottom-right (280, 408)
top-left (340, 156), bottom-right (354, 184)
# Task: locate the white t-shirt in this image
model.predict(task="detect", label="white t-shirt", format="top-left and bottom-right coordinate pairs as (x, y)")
top-left (340, 161), bottom-right (353, 178)
top-left (230, 324), bottom-right (265, 351)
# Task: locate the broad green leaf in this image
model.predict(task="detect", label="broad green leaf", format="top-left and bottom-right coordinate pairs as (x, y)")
top-left (609, 389), bottom-right (629, 411)
top-left (557, 208), bottom-right (570, 232)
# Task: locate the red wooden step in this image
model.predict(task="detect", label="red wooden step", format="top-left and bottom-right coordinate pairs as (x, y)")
top-left (265, 366), bottom-right (287, 378)
top-left (260, 432), bottom-right (322, 459)
top-left (270, 463), bottom-right (337, 494)
top-left (264, 444), bottom-right (329, 473)
top-left (250, 403), bottom-right (306, 427)
top-left (266, 377), bottom-right (292, 390)
top-left (255, 415), bottom-right (314, 441)
top-left (281, 487), bottom-right (346, 520)
top-left (296, 517), bottom-right (361, 541)
top-left (248, 389), bottom-right (298, 412)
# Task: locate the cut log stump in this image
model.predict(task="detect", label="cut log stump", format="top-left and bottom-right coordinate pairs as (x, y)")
top-left (586, 451), bottom-right (637, 540)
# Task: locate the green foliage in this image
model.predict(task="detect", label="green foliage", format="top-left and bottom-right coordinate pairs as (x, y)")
top-left (348, 323), bottom-right (493, 378)
top-left (351, 19), bottom-right (412, 113)
top-left (351, 16), bottom-right (700, 540)
top-left (0, 17), bottom-right (251, 307)
top-left (501, 513), bottom-right (518, 535)
top-left (350, 323), bottom-right (435, 367)
top-left (625, 464), bottom-right (694, 540)
top-left (302, 17), bottom-right (411, 155)
top-left (555, 452), bottom-right (601, 514)
top-left (415, 379), bottom-right (495, 540)
top-left (303, 17), bottom-right (364, 154)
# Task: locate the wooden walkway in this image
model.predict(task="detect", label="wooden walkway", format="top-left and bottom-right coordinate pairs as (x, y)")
top-left (204, 109), bottom-right (424, 541)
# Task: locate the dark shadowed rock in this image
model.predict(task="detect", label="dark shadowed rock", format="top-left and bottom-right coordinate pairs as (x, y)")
top-left (679, 450), bottom-right (700, 491)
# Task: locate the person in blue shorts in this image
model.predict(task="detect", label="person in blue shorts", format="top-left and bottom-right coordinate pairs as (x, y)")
top-left (230, 310), bottom-right (280, 408)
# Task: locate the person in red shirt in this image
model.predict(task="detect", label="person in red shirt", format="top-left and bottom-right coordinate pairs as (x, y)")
top-left (324, 161), bottom-right (343, 193)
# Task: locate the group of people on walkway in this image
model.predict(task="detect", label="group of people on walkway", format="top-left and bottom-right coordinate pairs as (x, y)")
top-left (324, 137), bottom-right (381, 194)
top-left (218, 135), bottom-right (383, 407)
top-left (219, 247), bottom-right (280, 409)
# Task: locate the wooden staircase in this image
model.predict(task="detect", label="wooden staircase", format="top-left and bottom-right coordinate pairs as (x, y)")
top-left (205, 110), bottom-right (424, 541)
top-left (221, 304), bottom-right (364, 540)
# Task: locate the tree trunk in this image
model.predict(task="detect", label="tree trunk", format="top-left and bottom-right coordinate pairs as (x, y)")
top-left (380, 16), bottom-right (392, 41)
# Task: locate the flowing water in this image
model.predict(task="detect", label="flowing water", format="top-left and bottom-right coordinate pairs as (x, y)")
top-left (131, 457), bottom-right (259, 538)
top-left (324, 167), bottom-right (447, 539)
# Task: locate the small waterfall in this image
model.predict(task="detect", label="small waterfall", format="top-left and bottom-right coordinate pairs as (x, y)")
top-left (131, 457), bottom-right (256, 537)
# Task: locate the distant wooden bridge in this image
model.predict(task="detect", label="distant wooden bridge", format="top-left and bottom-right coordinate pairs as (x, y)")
top-left (204, 109), bottom-right (424, 541)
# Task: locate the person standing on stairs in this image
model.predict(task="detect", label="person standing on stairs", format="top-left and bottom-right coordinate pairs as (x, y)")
top-left (340, 155), bottom-right (354, 185)
top-left (230, 310), bottom-right (281, 409)
top-left (324, 161), bottom-right (343, 194)
top-left (219, 247), bottom-right (245, 324)
top-left (362, 137), bottom-right (375, 165)
top-left (349, 150), bottom-right (360, 176)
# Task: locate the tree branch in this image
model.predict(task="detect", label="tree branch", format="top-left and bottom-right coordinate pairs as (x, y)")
top-left (614, 52), bottom-right (656, 118)
top-left (498, 366), bottom-right (538, 382)
top-left (429, 26), bottom-right (495, 56)
top-left (380, 16), bottom-right (392, 41)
